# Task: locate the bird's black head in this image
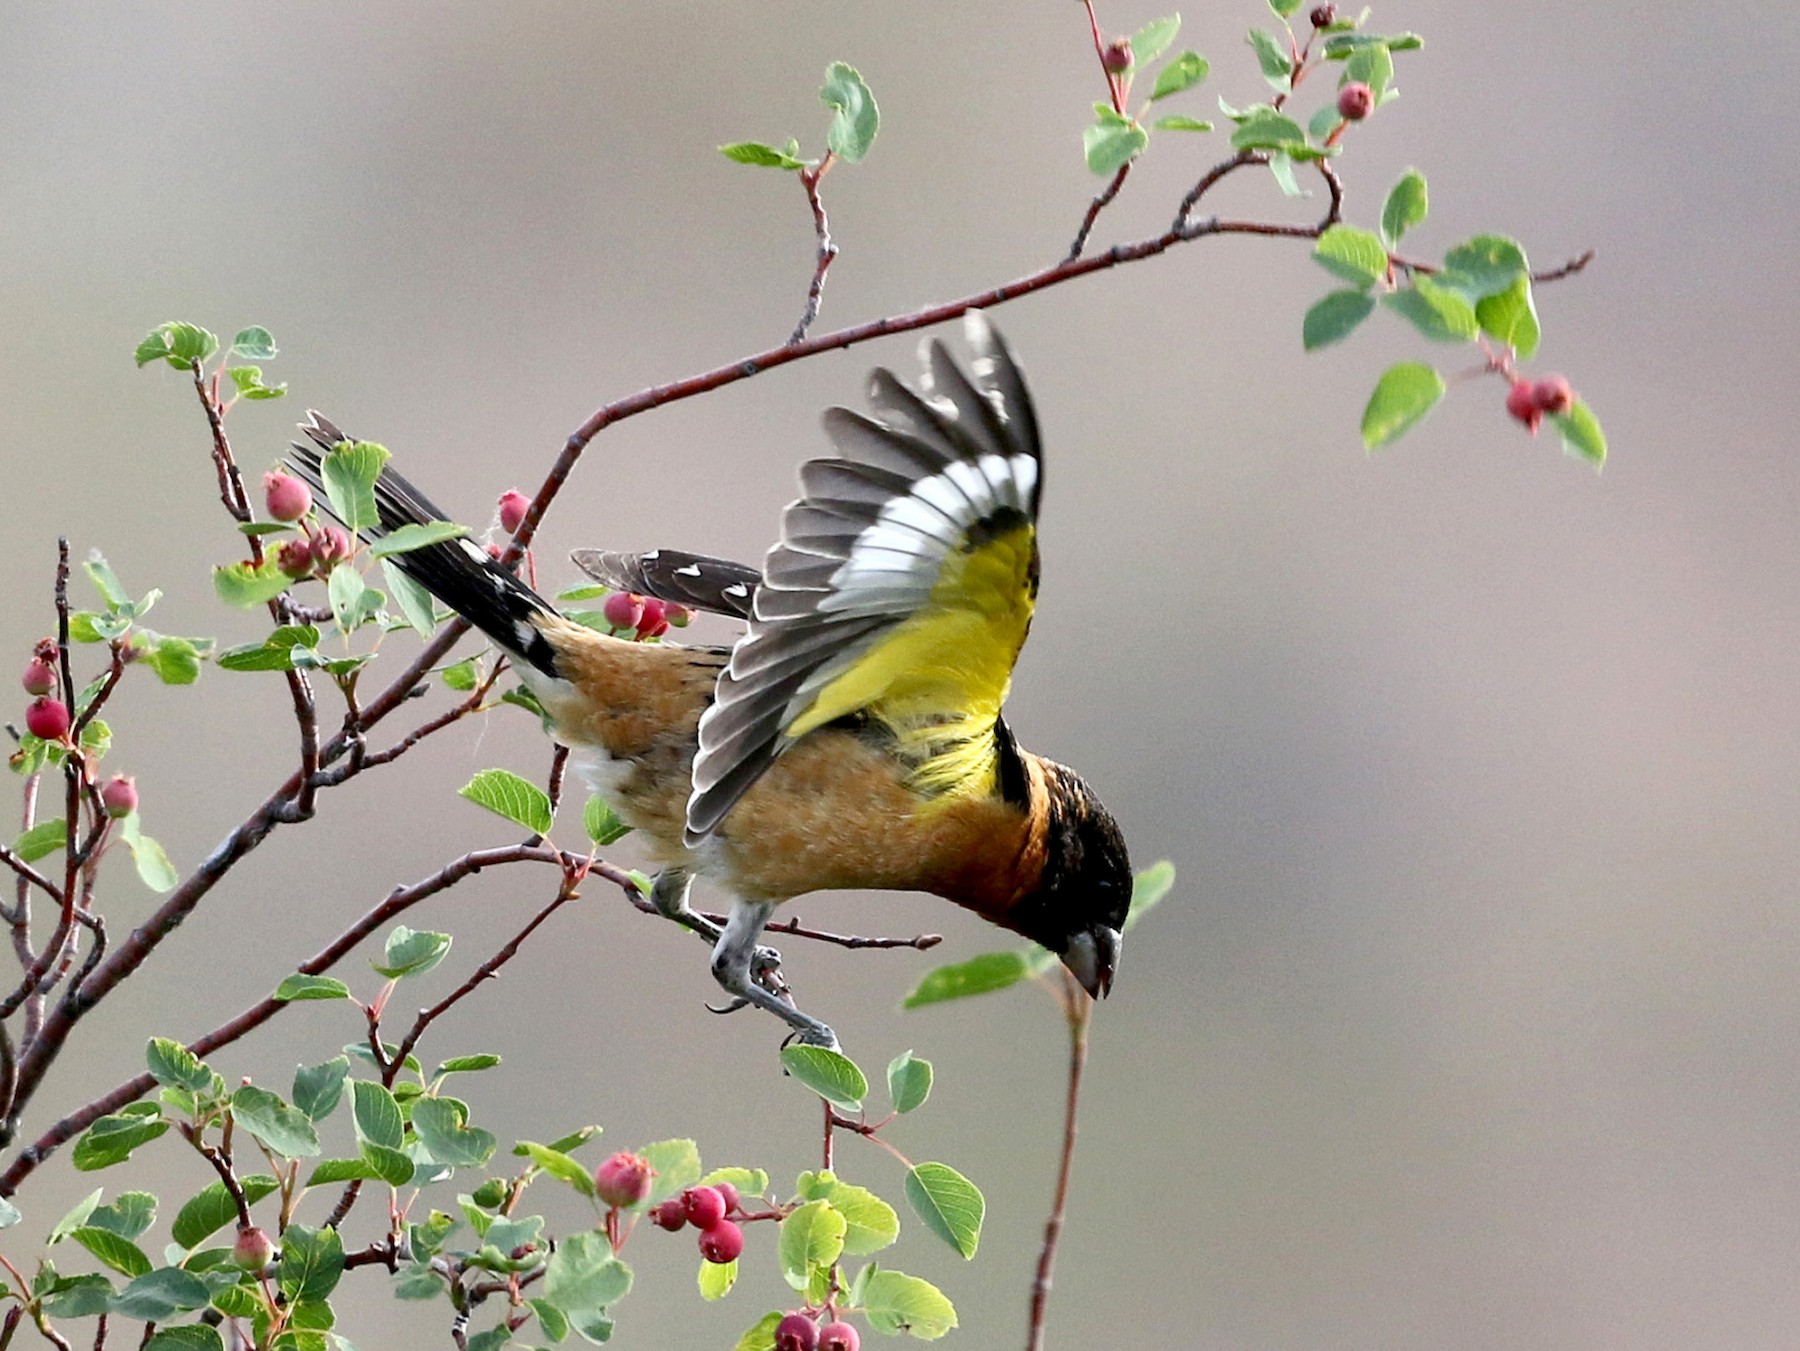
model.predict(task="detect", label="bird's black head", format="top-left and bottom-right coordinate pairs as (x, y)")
top-left (1012, 759), bottom-right (1133, 998)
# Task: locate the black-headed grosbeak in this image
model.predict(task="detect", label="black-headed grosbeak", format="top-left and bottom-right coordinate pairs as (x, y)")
top-left (288, 316), bottom-right (1131, 1051)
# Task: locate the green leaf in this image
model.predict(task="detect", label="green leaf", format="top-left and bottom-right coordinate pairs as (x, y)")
top-left (134, 329), bottom-right (172, 367)
top-left (320, 440), bottom-right (390, 532)
top-left (50, 1188), bottom-right (102, 1243)
top-left (366, 521), bottom-right (467, 559)
top-left (1126, 860), bottom-right (1176, 932)
top-left (145, 1329), bottom-right (224, 1351)
top-left (345, 1040), bottom-right (420, 1074)
top-left (736, 1312), bottom-right (783, 1351)
top-left (170, 1175), bottom-right (278, 1249)
top-left (1268, 0), bottom-right (1304, 16)
top-left (351, 1080), bottom-right (405, 1150)
top-left (231, 326), bottom-right (278, 359)
top-left (901, 950), bottom-right (1031, 1007)
top-left (293, 1056), bottom-right (350, 1122)
top-left (147, 1039), bottom-right (215, 1095)
top-left (701, 1166), bottom-right (770, 1198)
top-left (375, 924), bottom-right (453, 979)
top-left (820, 61), bottom-right (878, 163)
top-left (70, 1225), bottom-right (152, 1277)
top-left (436, 1053), bottom-right (501, 1076)
top-left (135, 323), bottom-right (218, 372)
top-left (1549, 399), bottom-right (1607, 468)
top-left (797, 1173), bottom-right (898, 1257)
top-left (412, 1097), bottom-right (497, 1169)
top-left (1324, 30), bottom-right (1423, 58)
top-left (1229, 107), bottom-right (1306, 151)
top-left (638, 1138), bottom-right (701, 1205)
top-left (544, 1231), bottom-right (632, 1316)
top-left (1344, 39), bottom-right (1394, 99)
top-left (780, 1046), bottom-right (867, 1110)
top-left (381, 559), bottom-right (439, 638)
top-left (1130, 15), bottom-right (1181, 65)
top-left (0, 1197), bottom-right (19, 1229)
top-left (699, 1255), bottom-right (738, 1301)
top-left (1083, 115), bottom-right (1148, 176)
top-left (117, 812), bottom-right (179, 893)
top-left (887, 1052), bottom-right (932, 1114)
top-left (1150, 50), bottom-right (1208, 101)
top-left (582, 794), bottom-right (631, 847)
top-left (1379, 168), bottom-right (1428, 248)
top-left (459, 769), bottom-right (554, 837)
top-left (1302, 289), bottom-right (1377, 351)
top-left (217, 625), bottom-right (322, 673)
top-left (326, 562), bottom-right (379, 635)
top-left (13, 818), bottom-right (66, 863)
top-left (136, 634), bottom-right (204, 685)
top-left (226, 365), bottom-right (287, 400)
top-left (905, 1163), bottom-right (984, 1259)
top-left (88, 1190), bottom-right (156, 1241)
top-left (1474, 273), bottom-right (1540, 358)
top-left (1440, 233), bottom-right (1529, 302)
top-left (1247, 28), bottom-right (1293, 91)
top-left (514, 1141), bottom-right (597, 1198)
top-left (304, 1157), bottom-right (375, 1186)
top-left (1312, 224), bottom-right (1388, 288)
top-left (230, 1085), bottom-right (320, 1158)
top-left (278, 1224), bottom-right (345, 1304)
top-left (858, 1269), bottom-right (958, 1339)
top-left (83, 553), bottom-right (131, 608)
top-left (110, 1266), bottom-right (212, 1322)
top-left (275, 973), bottom-right (351, 1002)
top-left (1152, 114), bottom-right (1212, 132)
top-left (719, 141), bottom-right (809, 170)
top-left (1361, 361), bottom-right (1446, 448)
top-left (73, 1107), bottom-right (168, 1170)
top-left (779, 1198), bottom-right (846, 1291)
top-left (212, 559), bottom-right (294, 609)
top-left (1383, 277), bottom-right (1480, 343)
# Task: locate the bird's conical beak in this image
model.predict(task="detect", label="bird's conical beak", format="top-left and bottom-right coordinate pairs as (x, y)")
top-left (1061, 925), bottom-right (1122, 999)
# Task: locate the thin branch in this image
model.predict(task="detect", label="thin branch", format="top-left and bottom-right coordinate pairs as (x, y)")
top-left (1173, 148), bottom-right (1266, 231)
top-left (0, 853), bottom-right (59, 911)
top-left (618, 888), bottom-right (940, 951)
top-left (789, 157), bottom-right (839, 345)
top-left (1026, 972), bottom-right (1092, 1351)
top-left (1066, 162), bottom-right (1132, 262)
top-left (176, 1121), bottom-right (252, 1230)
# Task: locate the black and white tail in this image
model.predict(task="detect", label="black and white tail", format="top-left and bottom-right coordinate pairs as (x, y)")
top-left (287, 412), bottom-right (560, 676)
top-left (570, 548), bottom-right (760, 621)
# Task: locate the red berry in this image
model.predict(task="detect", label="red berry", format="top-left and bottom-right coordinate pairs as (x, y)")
top-left (593, 1151), bottom-right (655, 1208)
top-left (24, 697), bottom-right (70, 742)
top-left (1531, 375), bottom-right (1574, 416)
top-left (775, 1312), bottom-right (820, 1351)
top-left (651, 1199), bottom-right (688, 1231)
top-left (231, 1226), bottom-right (275, 1271)
top-left (1336, 81), bottom-right (1374, 121)
top-left (635, 597), bottom-right (667, 638)
top-left (264, 470), bottom-right (313, 523)
top-left (818, 1321), bottom-right (859, 1351)
top-left (664, 602), bottom-right (692, 629)
top-left (101, 776), bottom-right (137, 819)
top-left (310, 525), bottom-right (354, 570)
top-left (713, 1181), bottom-right (740, 1214)
top-left (497, 489), bottom-right (530, 535)
top-left (1505, 379), bottom-right (1543, 434)
top-left (683, 1185), bottom-right (726, 1230)
top-left (602, 591), bottom-right (644, 633)
top-left (1101, 36), bottom-right (1133, 74)
top-left (1309, 3), bottom-right (1337, 27)
top-left (276, 538), bottom-right (315, 579)
top-left (20, 661), bottom-right (54, 698)
top-left (697, 1219), bottom-right (743, 1264)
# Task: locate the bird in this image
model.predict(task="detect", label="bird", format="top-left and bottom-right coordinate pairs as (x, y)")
top-left (286, 315), bottom-right (1132, 1051)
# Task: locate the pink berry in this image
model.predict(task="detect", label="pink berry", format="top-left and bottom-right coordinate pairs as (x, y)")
top-left (1505, 379), bottom-right (1543, 434)
top-left (231, 1226), bottom-right (274, 1271)
top-left (713, 1181), bottom-right (740, 1214)
top-left (101, 776), bottom-right (137, 819)
top-left (1101, 36), bottom-right (1133, 74)
top-left (635, 597), bottom-right (667, 638)
top-left (818, 1321), bottom-right (859, 1351)
top-left (20, 661), bottom-right (54, 698)
top-left (310, 525), bottom-right (354, 570)
top-left (1310, 3), bottom-right (1336, 27)
top-left (651, 1199), bottom-right (688, 1231)
top-left (775, 1312), bottom-right (820, 1351)
top-left (1531, 375), bottom-right (1574, 416)
top-left (697, 1219), bottom-right (743, 1264)
top-left (1336, 81), bottom-right (1374, 121)
top-left (497, 489), bottom-right (530, 535)
top-left (275, 538), bottom-right (315, 579)
top-left (602, 591), bottom-right (644, 633)
top-left (594, 1151), bottom-right (655, 1209)
top-left (24, 697), bottom-right (70, 742)
top-left (683, 1185), bottom-right (726, 1230)
top-left (664, 602), bottom-right (692, 629)
top-left (263, 470), bottom-right (312, 523)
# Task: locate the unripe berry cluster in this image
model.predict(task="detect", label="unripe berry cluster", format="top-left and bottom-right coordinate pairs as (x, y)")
top-left (1505, 374), bottom-right (1576, 435)
top-left (602, 592), bottom-right (690, 642)
top-left (776, 1312), bottom-right (860, 1351)
top-left (649, 1183), bottom-right (744, 1264)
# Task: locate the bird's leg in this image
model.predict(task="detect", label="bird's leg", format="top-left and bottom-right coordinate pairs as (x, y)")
top-left (710, 899), bottom-right (839, 1051)
top-left (650, 868), bottom-right (786, 993)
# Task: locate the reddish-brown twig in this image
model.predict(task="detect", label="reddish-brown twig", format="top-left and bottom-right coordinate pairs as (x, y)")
top-left (789, 155), bottom-right (839, 345)
top-left (1026, 969), bottom-right (1093, 1351)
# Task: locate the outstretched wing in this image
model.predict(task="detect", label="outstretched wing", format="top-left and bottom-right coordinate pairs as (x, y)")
top-left (686, 312), bottom-right (1043, 843)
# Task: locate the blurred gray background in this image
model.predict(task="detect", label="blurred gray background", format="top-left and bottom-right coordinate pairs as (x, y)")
top-left (4, 3), bottom-right (1797, 1348)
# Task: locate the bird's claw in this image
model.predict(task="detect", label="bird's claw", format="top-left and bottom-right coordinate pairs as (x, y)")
top-left (705, 996), bottom-right (752, 1016)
